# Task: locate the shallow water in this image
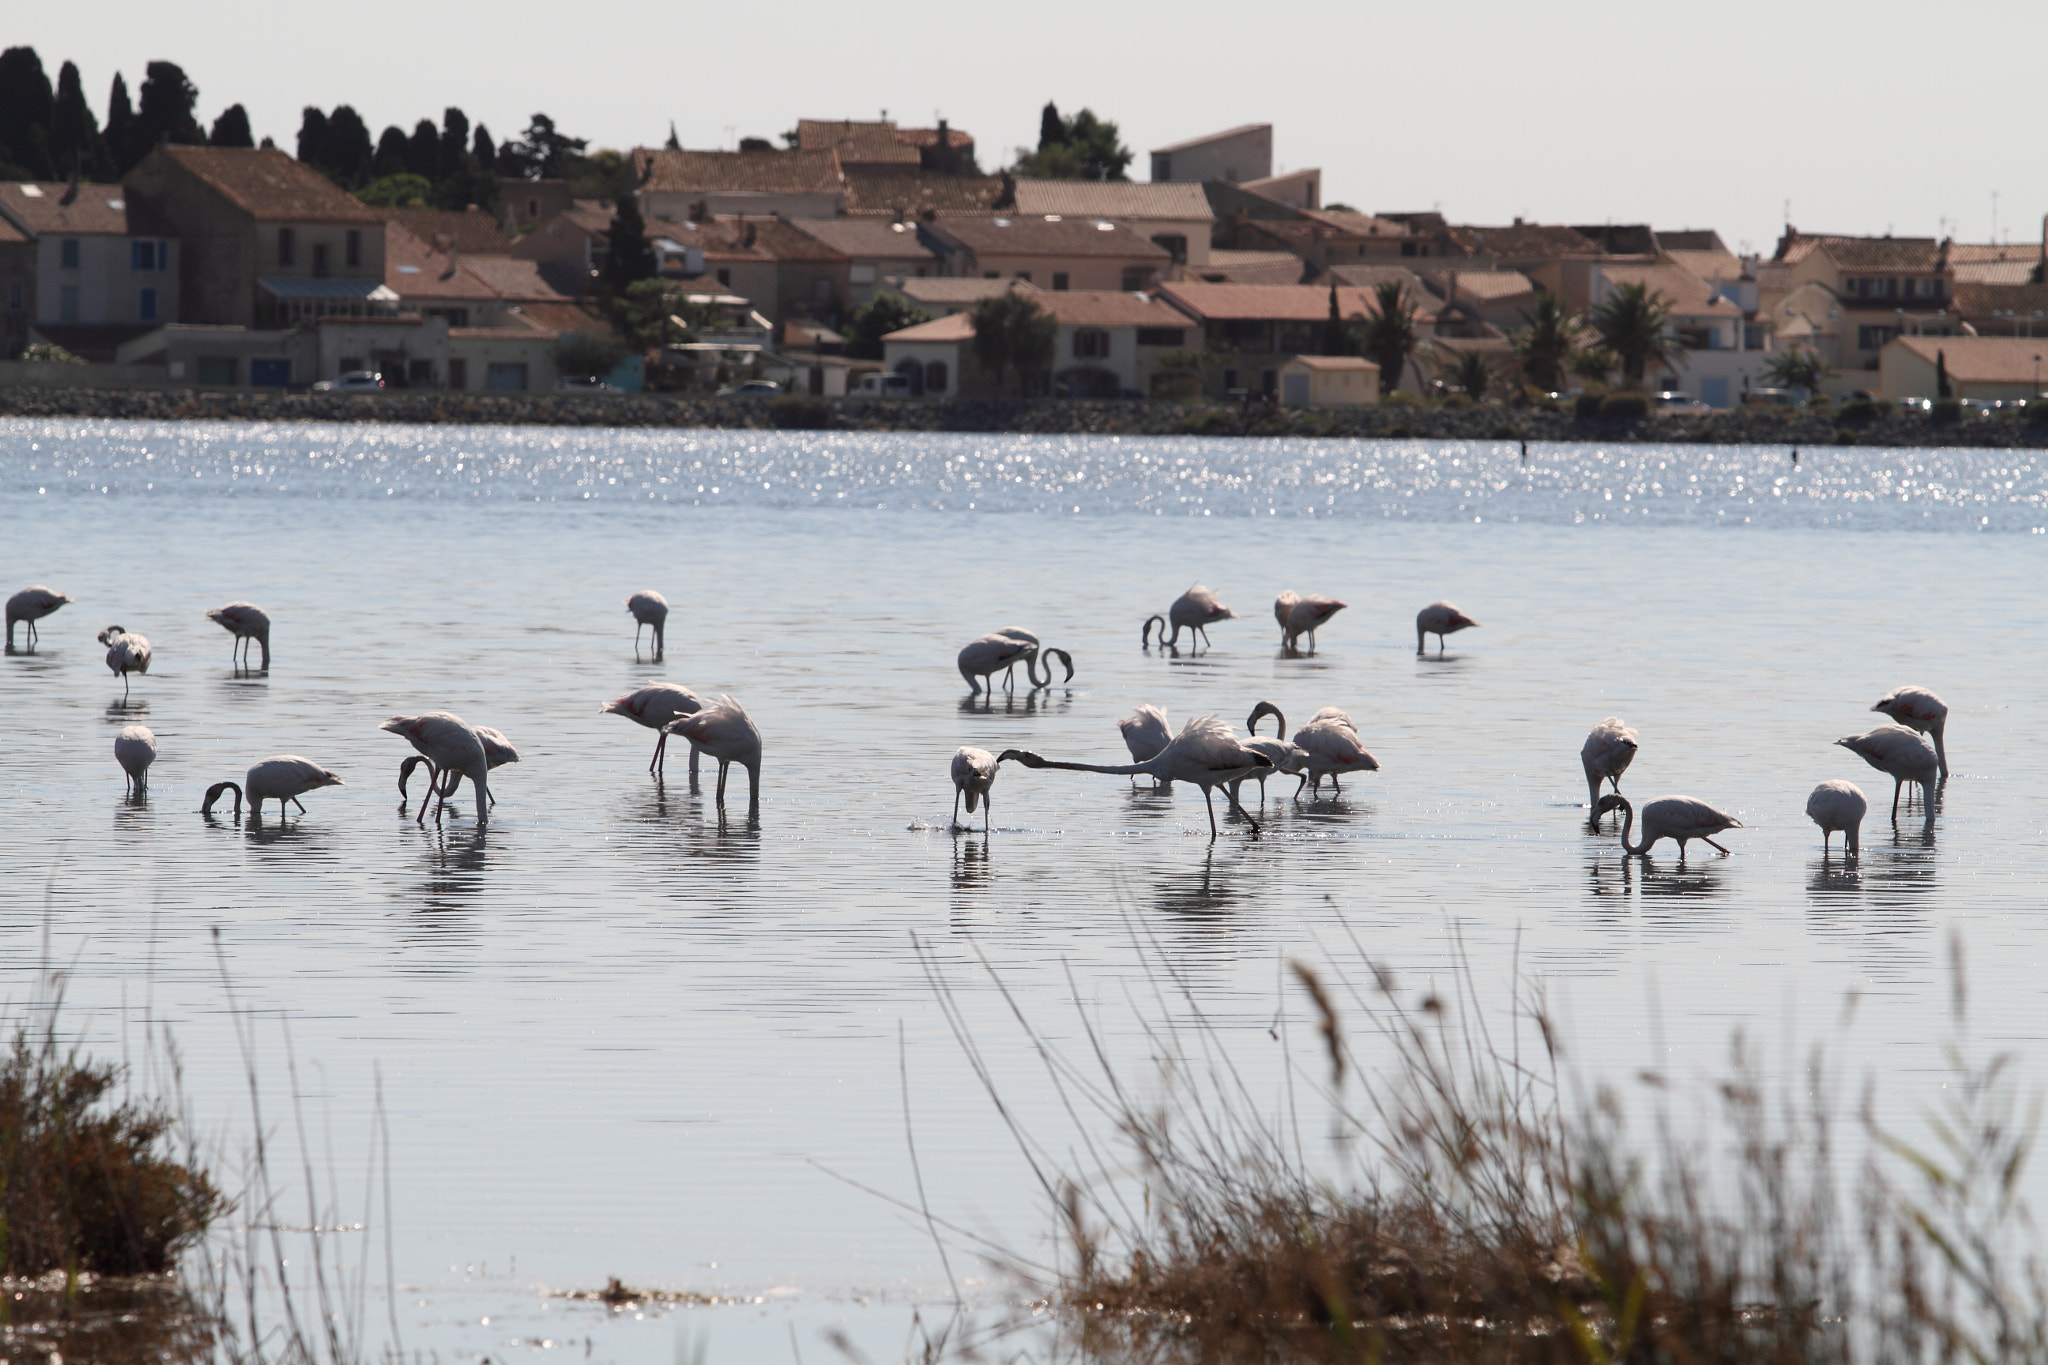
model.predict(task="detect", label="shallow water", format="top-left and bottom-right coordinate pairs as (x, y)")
top-left (4, 420), bottom-right (2046, 1363)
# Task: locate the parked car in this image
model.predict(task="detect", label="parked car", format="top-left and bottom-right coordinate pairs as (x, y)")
top-left (854, 372), bottom-right (912, 397)
top-left (1896, 396), bottom-right (1933, 413)
top-left (1746, 387), bottom-right (1802, 407)
top-left (717, 379), bottom-right (782, 397)
top-left (1652, 391), bottom-right (1709, 412)
top-left (313, 370), bottom-right (384, 391)
top-left (555, 376), bottom-right (622, 392)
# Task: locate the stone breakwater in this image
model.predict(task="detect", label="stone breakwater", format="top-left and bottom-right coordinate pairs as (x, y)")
top-left (4, 386), bottom-right (2046, 447)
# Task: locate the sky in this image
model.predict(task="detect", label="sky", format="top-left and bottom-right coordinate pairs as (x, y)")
top-left (10, 0), bottom-right (2045, 258)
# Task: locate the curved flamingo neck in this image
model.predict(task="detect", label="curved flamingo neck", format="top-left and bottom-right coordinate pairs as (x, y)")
top-left (1617, 801), bottom-right (1650, 855)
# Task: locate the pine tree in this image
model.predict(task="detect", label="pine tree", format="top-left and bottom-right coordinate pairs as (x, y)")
top-left (600, 188), bottom-right (658, 297)
top-left (136, 61), bottom-right (203, 148)
top-left (0, 47), bottom-right (55, 177)
top-left (209, 104), bottom-right (254, 148)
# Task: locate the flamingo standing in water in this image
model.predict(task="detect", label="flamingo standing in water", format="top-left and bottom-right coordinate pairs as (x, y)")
top-left (6, 585), bottom-right (71, 648)
top-left (1288, 706), bottom-right (1379, 797)
top-left (401, 725), bottom-right (519, 808)
top-left (203, 757), bottom-right (345, 821)
top-left (1871, 686), bottom-right (1949, 778)
top-left (114, 725), bottom-right (156, 795)
top-left (662, 695), bottom-right (762, 816)
top-left (206, 602), bottom-right (271, 669)
top-left (1237, 701), bottom-right (1308, 803)
top-left (1000, 714), bottom-right (1274, 838)
top-left (99, 626), bottom-right (151, 697)
top-left (1835, 726), bottom-right (1938, 820)
top-left (950, 747), bottom-right (998, 833)
top-left (628, 590), bottom-right (669, 656)
top-left (1416, 602), bottom-right (1480, 656)
top-left (1117, 703), bottom-right (1173, 785)
top-left (380, 712), bottom-right (491, 824)
top-left (1273, 592), bottom-right (1346, 652)
top-left (1581, 718), bottom-right (1640, 816)
top-left (1806, 780), bottom-right (1868, 856)
top-left (957, 628), bottom-right (1073, 694)
top-left (1595, 794), bottom-right (1742, 858)
top-left (604, 683), bottom-right (706, 776)
top-left (1142, 585), bottom-right (1235, 649)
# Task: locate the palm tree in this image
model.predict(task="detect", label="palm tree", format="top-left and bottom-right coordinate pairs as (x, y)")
top-left (1439, 347), bottom-right (1493, 400)
top-left (1569, 347), bottom-right (1618, 386)
top-left (1762, 346), bottom-right (1832, 396)
top-left (1356, 280), bottom-right (1421, 395)
top-left (1513, 291), bottom-right (1579, 392)
top-left (1588, 282), bottom-right (1678, 389)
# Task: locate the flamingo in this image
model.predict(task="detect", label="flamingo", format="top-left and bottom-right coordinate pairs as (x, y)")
top-left (1871, 686), bottom-right (1948, 778)
top-left (1236, 701), bottom-right (1309, 803)
top-left (6, 585), bottom-right (71, 648)
top-left (1415, 601), bottom-right (1480, 656)
top-left (205, 602), bottom-right (271, 669)
top-left (1142, 584), bottom-right (1235, 649)
top-left (1806, 780), bottom-right (1868, 856)
top-left (628, 590), bottom-right (669, 656)
top-left (1581, 718), bottom-right (1640, 815)
top-left (661, 694), bottom-right (762, 816)
top-left (1834, 726), bottom-right (1938, 820)
top-left (114, 724), bottom-right (156, 795)
top-left (950, 747), bottom-right (998, 833)
top-left (1595, 794), bottom-right (1742, 858)
top-left (999, 714), bottom-right (1274, 838)
top-left (1273, 592), bottom-right (1346, 652)
top-left (400, 725), bottom-right (518, 808)
top-left (1291, 710), bottom-right (1380, 797)
top-left (202, 756), bottom-right (345, 821)
top-left (98, 626), bottom-right (151, 697)
top-left (1117, 703), bottom-right (1174, 785)
top-left (603, 683), bottom-right (706, 776)
top-left (957, 628), bottom-right (1073, 694)
top-left (380, 712), bottom-right (490, 824)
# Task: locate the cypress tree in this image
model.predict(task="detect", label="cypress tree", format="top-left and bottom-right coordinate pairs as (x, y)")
top-left (50, 61), bottom-right (110, 179)
top-left (600, 188), bottom-right (658, 297)
top-left (408, 118), bottom-right (439, 176)
top-left (209, 104), bottom-right (254, 148)
top-left (105, 73), bottom-right (137, 171)
top-left (323, 106), bottom-right (373, 186)
top-left (372, 125), bottom-right (410, 179)
top-left (0, 47), bottom-right (55, 177)
top-left (297, 106), bottom-right (330, 170)
top-left (1037, 101), bottom-right (1064, 152)
top-left (472, 123), bottom-right (495, 172)
top-left (136, 61), bottom-right (204, 147)
top-left (439, 107), bottom-right (469, 176)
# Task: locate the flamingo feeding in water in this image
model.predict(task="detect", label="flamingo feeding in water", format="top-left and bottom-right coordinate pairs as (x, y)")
top-left (1834, 726), bottom-right (1938, 820)
top-left (1000, 714), bottom-right (1274, 838)
top-left (1273, 592), bottom-right (1346, 652)
top-left (957, 628), bottom-right (1073, 694)
top-left (400, 725), bottom-right (518, 808)
top-left (1581, 718), bottom-right (1640, 815)
top-left (203, 756), bottom-right (345, 821)
top-left (114, 725), bottom-right (156, 795)
top-left (1415, 601), bottom-right (1480, 656)
top-left (662, 694), bottom-right (762, 816)
top-left (380, 712), bottom-right (491, 824)
top-left (1142, 585), bottom-right (1235, 650)
top-left (1117, 703), bottom-right (1173, 784)
top-left (1595, 794), bottom-right (1742, 859)
top-left (603, 683), bottom-right (706, 777)
top-left (6, 586), bottom-right (71, 648)
top-left (627, 590), bottom-right (669, 656)
top-left (950, 747), bottom-right (998, 833)
top-left (1287, 706), bottom-right (1379, 797)
top-left (1806, 780), bottom-right (1868, 856)
top-left (99, 626), bottom-right (151, 697)
top-left (1237, 701), bottom-right (1309, 803)
top-left (205, 602), bottom-right (271, 669)
top-left (1870, 686), bottom-right (1949, 778)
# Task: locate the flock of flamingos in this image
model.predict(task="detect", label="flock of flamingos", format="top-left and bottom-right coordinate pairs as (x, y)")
top-left (7, 579), bottom-right (1950, 857)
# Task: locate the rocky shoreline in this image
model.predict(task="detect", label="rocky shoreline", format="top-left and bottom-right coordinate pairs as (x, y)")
top-left (3, 386), bottom-right (2045, 448)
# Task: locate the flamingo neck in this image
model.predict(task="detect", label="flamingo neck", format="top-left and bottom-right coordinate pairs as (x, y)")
top-left (1618, 802), bottom-right (1650, 855)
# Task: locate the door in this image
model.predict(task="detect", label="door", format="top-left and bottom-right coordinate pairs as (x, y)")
top-left (250, 358), bottom-right (291, 387)
top-left (1283, 372), bottom-right (1310, 406)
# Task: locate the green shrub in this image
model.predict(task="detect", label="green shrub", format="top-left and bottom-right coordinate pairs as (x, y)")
top-left (1489, 422), bottom-right (1523, 440)
top-left (1378, 389), bottom-right (1418, 408)
top-left (1931, 397), bottom-right (1963, 424)
top-left (1442, 391), bottom-right (1473, 410)
top-left (21, 341), bottom-right (85, 365)
top-left (768, 395), bottom-right (833, 429)
top-left (1599, 393), bottom-right (1649, 421)
top-left (1574, 392), bottom-right (1604, 419)
top-left (1837, 397), bottom-right (1884, 426)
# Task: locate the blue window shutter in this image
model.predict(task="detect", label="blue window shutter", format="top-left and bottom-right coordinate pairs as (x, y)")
top-left (139, 287), bottom-right (157, 322)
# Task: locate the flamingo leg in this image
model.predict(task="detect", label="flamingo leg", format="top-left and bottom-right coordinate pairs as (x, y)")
top-left (984, 792), bottom-right (991, 835)
top-left (716, 759), bottom-right (729, 807)
top-left (952, 787), bottom-right (962, 830)
top-left (1201, 784), bottom-right (1218, 838)
top-left (1704, 836), bottom-right (1731, 855)
top-left (1890, 777), bottom-right (1902, 820)
top-left (1225, 786), bottom-right (1260, 835)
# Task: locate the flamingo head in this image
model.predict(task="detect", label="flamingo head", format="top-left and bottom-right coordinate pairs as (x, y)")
top-left (98, 625), bottom-right (127, 645)
top-left (996, 749), bottom-right (1045, 768)
top-left (1596, 793), bottom-right (1628, 817)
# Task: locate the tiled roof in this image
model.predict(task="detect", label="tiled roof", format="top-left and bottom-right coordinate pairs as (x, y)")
top-left (1596, 262), bottom-right (1739, 317)
top-left (1159, 281), bottom-right (1427, 323)
top-left (1152, 123), bottom-right (1268, 154)
top-left (842, 167), bottom-right (1005, 216)
top-left (784, 216), bottom-right (937, 260)
top-left (1297, 208), bottom-right (1412, 238)
top-left (1951, 258), bottom-right (2040, 285)
top-left (1778, 233), bottom-right (1944, 271)
top-left (461, 256), bottom-right (563, 299)
top-left (634, 148), bottom-right (845, 197)
top-left (1657, 229), bottom-right (1729, 253)
top-left (795, 119), bottom-right (972, 162)
top-left (0, 215), bottom-right (25, 243)
top-left (1951, 282), bottom-right (2048, 319)
top-left (370, 206), bottom-right (514, 254)
top-left (449, 326), bottom-right (555, 340)
top-left (1285, 354), bottom-right (1375, 371)
top-left (1447, 223), bottom-right (1598, 258)
top-left (730, 216), bottom-right (848, 263)
top-left (1891, 334), bottom-right (2048, 383)
top-left (1323, 264), bottom-right (1437, 310)
top-left (892, 277), bottom-right (1036, 304)
top-left (1032, 291), bottom-right (1194, 327)
top-left (883, 312), bottom-right (976, 343)
top-left (1011, 180), bottom-right (1214, 221)
top-left (386, 225), bottom-right (493, 299)
top-left (1663, 247), bottom-right (1743, 282)
top-left (0, 182), bottom-right (133, 235)
top-left (895, 125), bottom-right (975, 151)
top-left (508, 300), bottom-right (613, 335)
top-left (931, 215), bottom-right (1170, 259)
top-left (154, 146), bottom-right (379, 223)
top-left (1427, 268), bottom-right (1535, 301)
top-left (1199, 250), bottom-right (1307, 284)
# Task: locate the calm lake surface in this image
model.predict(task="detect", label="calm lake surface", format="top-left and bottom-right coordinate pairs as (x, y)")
top-left (3, 419), bottom-right (2046, 1363)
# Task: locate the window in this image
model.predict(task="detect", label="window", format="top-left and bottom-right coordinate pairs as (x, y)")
top-left (60, 238), bottom-right (80, 269)
top-left (312, 243), bottom-right (329, 277)
top-left (59, 285), bottom-right (78, 322)
top-left (487, 362), bottom-right (528, 390)
top-left (1260, 368), bottom-right (1278, 396)
top-left (924, 360), bottom-right (947, 392)
top-left (1401, 241), bottom-right (1417, 257)
top-left (250, 358), bottom-right (291, 386)
top-left (277, 228), bottom-right (295, 266)
top-left (811, 275), bottom-right (833, 303)
top-left (1154, 154), bottom-right (1172, 180)
top-left (1857, 325), bottom-right (1899, 351)
top-left (197, 356), bottom-right (237, 384)
top-left (1222, 367), bottom-right (1239, 391)
top-left (131, 240), bottom-right (154, 271)
top-left (983, 271), bottom-right (998, 279)
top-left (1137, 327), bottom-right (1184, 347)
top-left (1120, 267), bottom-right (1152, 291)
top-left (345, 229), bottom-right (361, 267)
top-left (527, 198), bottom-right (539, 219)
top-left (139, 287), bottom-right (157, 322)
top-left (1013, 271), bottom-right (1032, 282)
top-left (1072, 328), bottom-right (1110, 359)
top-left (406, 359), bottom-right (434, 387)
top-left (1050, 272), bottom-right (1069, 291)
top-left (716, 267), bottom-right (731, 286)
top-left (447, 358), bottom-right (468, 389)
top-left (1150, 234), bottom-right (1187, 265)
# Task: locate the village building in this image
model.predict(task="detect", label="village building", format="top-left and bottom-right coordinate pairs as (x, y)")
top-left (921, 215), bottom-right (1172, 292)
top-left (0, 180), bottom-right (180, 359)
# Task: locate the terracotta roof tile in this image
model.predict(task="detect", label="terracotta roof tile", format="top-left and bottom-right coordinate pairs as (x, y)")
top-left (1892, 334), bottom-right (2048, 383)
top-left (635, 148), bottom-right (845, 196)
top-left (883, 311), bottom-right (976, 343)
top-left (892, 277), bottom-right (1036, 305)
top-left (1159, 281), bottom-right (1430, 323)
top-left (1031, 291), bottom-right (1193, 327)
top-left (1663, 247), bottom-right (1743, 282)
top-left (1427, 268), bottom-right (1535, 301)
top-left (0, 182), bottom-right (133, 235)
top-left (1324, 264), bottom-right (1437, 308)
top-left (1199, 250), bottom-right (1306, 284)
top-left (1446, 223), bottom-right (1598, 258)
top-left (784, 216), bottom-right (937, 260)
top-left (1151, 123), bottom-right (1267, 154)
top-left (931, 215), bottom-right (1171, 259)
top-left (1779, 234), bottom-right (1944, 271)
top-left (1952, 258), bottom-right (2040, 285)
top-left (155, 146), bottom-right (379, 223)
top-left (1951, 281), bottom-right (2048, 319)
top-left (1010, 180), bottom-right (1213, 221)
top-left (370, 206), bottom-right (514, 254)
top-left (1596, 262), bottom-right (1739, 317)
top-left (842, 168), bottom-right (1005, 216)
top-left (795, 119), bottom-right (972, 162)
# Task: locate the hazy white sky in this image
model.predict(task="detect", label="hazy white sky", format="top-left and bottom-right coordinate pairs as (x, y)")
top-left (11, 0), bottom-right (2043, 256)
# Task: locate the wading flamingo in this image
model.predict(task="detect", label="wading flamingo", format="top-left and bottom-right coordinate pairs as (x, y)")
top-left (1289, 707), bottom-right (1379, 797)
top-left (1595, 794), bottom-right (1742, 859)
top-left (1142, 585), bottom-right (1235, 649)
top-left (1834, 726), bottom-right (1938, 820)
top-left (603, 683), bottom-right (706, 776)
top-left (401, 725), bottom-right (518, 808)
top-left (6, 586), bottom-right (71, 648)
top-left (1416, 601), bottom-right (1480, 656)
top-left (1581, 718), bottom-right (1640, 815)
top-left (662, 695), bottom-right (762, 816)
top-left (380, 712), bottom-right (491, 824)
top-left (114, 724), bottom-right (156, 795)
top-left (1870, 686), bottom-right (1948, 778)
top-left (1000, 714), bottom-right (1274, 838)
top-left (203, 756), bottom-right (344, 821)
top-left (1805, 780), bottom-right (1868, 856)
top-left (628, 590), bottom-right (669, 656)
top-left (1273, 592), bottom-right (1346, 651)
top-left (950, 747), bottom-right (998, 833)
top-left (957, 628), bottom-right (1073, 694)
top-left (206, 602), bottom-right (271, 669)
top-left (99, 626), bottom-right (151, 697)
top-left (1236, 701), bottom-right (1309, 803)
top-left (1118, 703), bottom-right (1173, 785)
